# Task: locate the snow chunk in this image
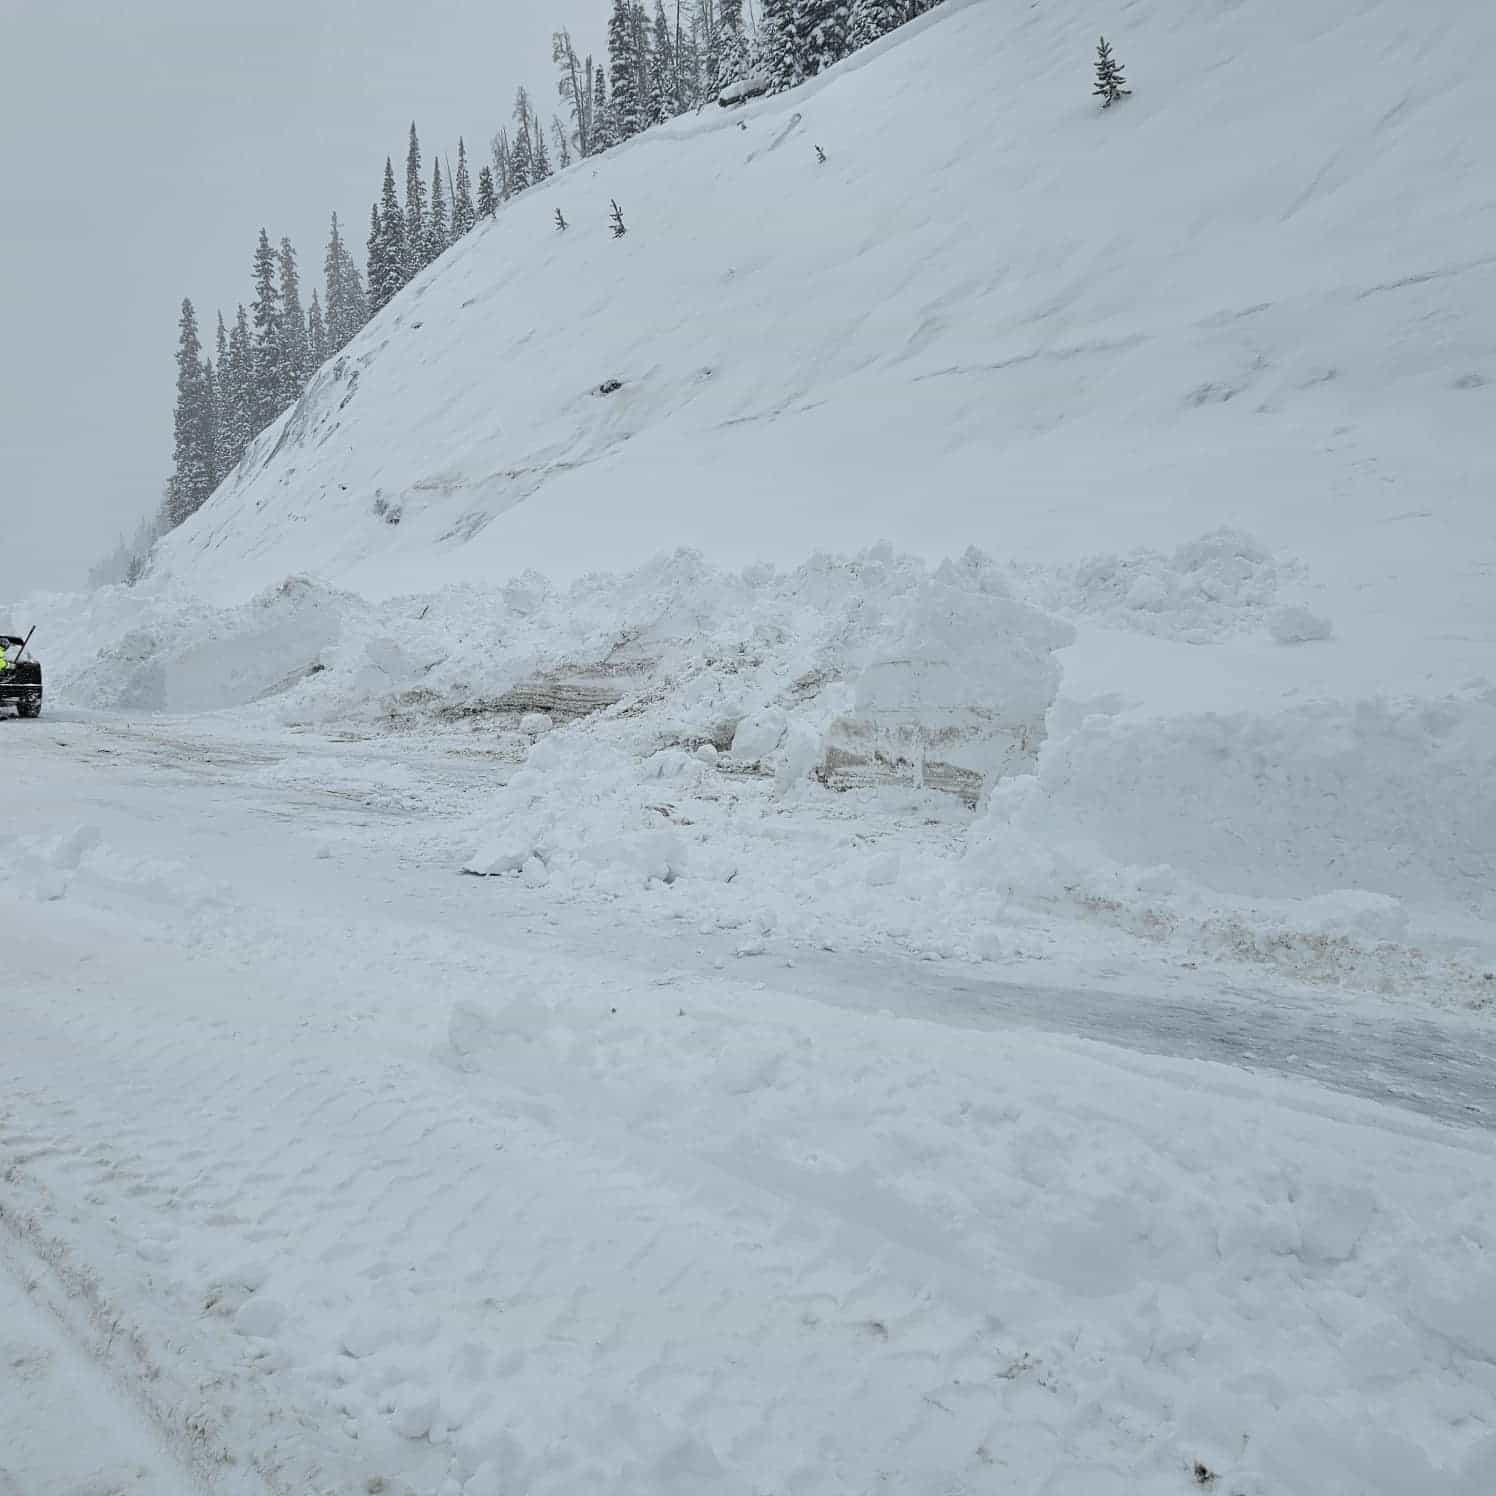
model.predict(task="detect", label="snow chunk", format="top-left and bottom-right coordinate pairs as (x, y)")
top-left (393, 1387), bottom-right (440, 1441)
top-left (1036, 528), bottom-right (1282, 643)
top-left (1269, 603), bottom-right (1334, 644)
top-left (731, 709), bottom-right (788, 761)
top-left (233, 1295), bottom-right (287, 1339)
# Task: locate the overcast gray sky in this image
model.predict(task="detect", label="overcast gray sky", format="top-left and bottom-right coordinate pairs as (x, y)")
top-left (1, 0), bottom-right (592, 598)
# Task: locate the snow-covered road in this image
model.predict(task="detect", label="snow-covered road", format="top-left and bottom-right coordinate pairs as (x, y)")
top-left (5, 713), bottom-right (1496, 1494)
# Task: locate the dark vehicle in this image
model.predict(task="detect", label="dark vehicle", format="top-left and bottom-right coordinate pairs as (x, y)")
top-left (1, 631), bottom-right (42, 718)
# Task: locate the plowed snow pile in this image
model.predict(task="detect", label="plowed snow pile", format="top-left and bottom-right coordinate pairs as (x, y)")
top-left (20, 530), bottom-right (1496, 1000)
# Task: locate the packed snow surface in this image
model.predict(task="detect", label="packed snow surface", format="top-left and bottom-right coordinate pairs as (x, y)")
top-left (6, 0), bottom-right (1496, 1489)
top-left (5, 719), bottom-right (1496, 1496)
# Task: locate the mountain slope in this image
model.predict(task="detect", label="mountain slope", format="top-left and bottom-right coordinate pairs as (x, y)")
top-left (158, 0), bottom-right (1494, 703)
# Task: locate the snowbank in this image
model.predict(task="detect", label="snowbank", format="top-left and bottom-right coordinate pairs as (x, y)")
top-left (25, 533), bottom-right (1496, 999)
top-left (1025, 528), bottom-right (1290, 644)
top-left (976, 690), bottom-right (1496, 916)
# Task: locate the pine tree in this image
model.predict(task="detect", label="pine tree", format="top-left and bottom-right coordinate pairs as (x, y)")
top-left (651, 0), bottom-right (677, 121)
top-left (307, 290), bottom-right (328, 369)
top-left (404, 122), bottom-right (428, 275)
top-left (202, 356), bottom-right (221, 497)
top-left (714, 0), bottom-right (749, 93)
top-left (368, 157), bottom-right (407, 311)
top-left (757, 0), bottom-right (800, 90)
top-left (511, 90), bottom-right (535, 192)
top-left (797, 0), bottom-right (850, 77)
top-left (476, 164), bottom-right (498, 218)
top-left (633, 4), bottom-right (655, 120)
top-left (609, 198), bottom-right (627, 237)
top-left (366, 203), bottom-right (385, 313)
top-left (681, 5), bottom-right (706, 108)
top-left (324, 211), bottom-right (368, 353)
top-left (1093, 36), bottom-right (1129, 107)
top-left (451, 138), bottom-right (477, 238)
top-left (213, 311), bottom-right (232, 476)
top-left (553, 29), bottom-right (593, 160)
top-left (491, 131), bottom-right (514, 200)
top-left (551, 114), bottom-right (573, 169)
top-left (531, 104), bottom-right (553, 181)
top-left (428, 156), bottom-right (449, 261)
top-left (277, 236), bottom-right (308, 404)
top-left (226, 304), bottom-right (254, 465)
top-left (609, 0), bottom-right (649, 138)
top-left (169, 298), bottom-right (217, 527)
top-left (591, 66), bottom-right (615, 152)
top-left (249, 228), bottom-right (283, 436)
top-left (847, 0), bottom-right (904, 50)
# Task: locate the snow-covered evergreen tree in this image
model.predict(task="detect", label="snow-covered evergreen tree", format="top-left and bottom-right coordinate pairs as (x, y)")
top-left (511, 91), bottom-right (535, 192)
top-left (226, 304), bottom-right (254, 465)
top-left (168, 298), bottom-right (217, 527)
top-left (365, 203), bottom-right (385, 313)
top-left (213, 311), bottom-right (233, 477)
top-left (428, 156), bottom-right (449, 261)
top-left (323, 212), bottom-right (367, 352)
top-left (368, 158), bottom-right (407, 311)
top-left (307, 289), bottom-right (327, 369)
top-left (491, 131), bottom-right (514, 200)
top-left (591, 66), bottom-right (615, 152)
top-left (277, 236), bottom-right (308, 404)
top-left (404, 123), bottom-right (428, 275)
top-left (202, 355), bottom-right (221, 499)
top-left (756, 0), bottom-right (800, 90)
top-left (608, 0), bottom-right (650, 139)
top-left (451, 138), bottom-right (476, 238)
top-left (677, 2), bottom-right (704, 107)
top-left (553, 29), bottom-right (594, 159)
top-left (847, 0), bottom-right (904, 50)
top-left (798, 0), bottom-right (850, 77)
top-left (714, 0), bottom-right (751, 91)
top-left (249, 228), bottom-right (283, 435)
top-left (531, 103), bottom-right (553, 181)
top-left (1093, 35), bottom-right (1130, 107)
top-left (476, 164), bottom-right (498, 219)
top-left (551, 114), bottom-right (573, 169)
top-left (651, 0), bottom-right (678, 121)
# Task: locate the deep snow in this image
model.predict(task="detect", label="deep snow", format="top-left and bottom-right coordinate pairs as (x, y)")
top-left (5, 716), bottom-right (1496, 1496)
top-left (5, 0), bottom-right (1496, 1489)
top-left (11, 0), bottom-right (1493, 996)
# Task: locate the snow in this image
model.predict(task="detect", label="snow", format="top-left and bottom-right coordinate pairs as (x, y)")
top-left (5, 0), bottom-right (1496, 1488)
top-left (6, 718), bottom-right (1496, 1496)
top-left (4, 0), bottom-right (1485, 995)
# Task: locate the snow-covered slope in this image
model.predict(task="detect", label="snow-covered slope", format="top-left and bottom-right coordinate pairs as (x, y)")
top-left (21, 0), bottom-right (1496, 996)
top-left (161, 0), bottom-right (1493, 672)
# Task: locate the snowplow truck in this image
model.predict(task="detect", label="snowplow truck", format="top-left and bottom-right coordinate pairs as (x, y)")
top-left (1, 633), bottom-right (42, 718)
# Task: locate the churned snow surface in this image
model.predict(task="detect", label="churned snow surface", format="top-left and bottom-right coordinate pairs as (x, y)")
top-left (5, 720), bottom-right (1496, 1496)
top-left (5, 0), bottom-right (1496, 1491)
